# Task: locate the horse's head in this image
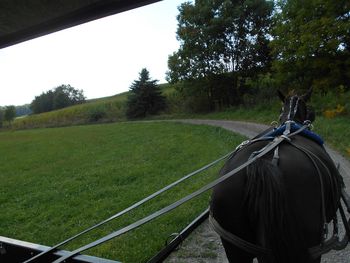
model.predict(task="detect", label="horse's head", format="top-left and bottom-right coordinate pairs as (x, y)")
top-left (277, 88), bottom-right (315, 124)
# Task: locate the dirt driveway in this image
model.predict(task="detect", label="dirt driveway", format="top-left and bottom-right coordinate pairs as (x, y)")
top-left (164, 119), bottom-right (350, 263)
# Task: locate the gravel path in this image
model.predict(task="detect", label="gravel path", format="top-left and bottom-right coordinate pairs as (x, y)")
top-left (164, 119), bottom-right (350, 263)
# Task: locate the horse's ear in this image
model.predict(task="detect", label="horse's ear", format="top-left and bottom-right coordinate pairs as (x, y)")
top-left (301, 88), bottom-right (313, 102)
top-left (277, 90), bottom-right (285, 102)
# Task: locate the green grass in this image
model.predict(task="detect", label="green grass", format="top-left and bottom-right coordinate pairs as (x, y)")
top-left (8, 85), bottom-right (349, 158)
top-left (185, 112), bottom-right (350, 158)
top-left (313, 116), bottom-right (350, 156)
top-left (0, 121), bottom-right (245, 262)
top-left (198, 106), bottom-right (350, 158)
top-left (152, 98), bottom-right (350, 158)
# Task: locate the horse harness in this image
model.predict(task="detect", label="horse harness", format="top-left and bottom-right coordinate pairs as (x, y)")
top-left (209, 120), bottom-right (350, 259)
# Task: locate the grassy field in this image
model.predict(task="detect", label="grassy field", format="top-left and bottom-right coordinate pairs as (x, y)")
top-left (7, 84), bottom-right (349, 159)
top-left (190, 107), bottom-right (350, 158)
top-left (151, 98), bottom-right (350, 158)
top-left (5, 83), bottom-right (349, 157)
top-left (0, 121), bottom-right (245, 262)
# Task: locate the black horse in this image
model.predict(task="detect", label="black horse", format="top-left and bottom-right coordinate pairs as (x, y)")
top-left (210, 89), bottom-right (345, 263)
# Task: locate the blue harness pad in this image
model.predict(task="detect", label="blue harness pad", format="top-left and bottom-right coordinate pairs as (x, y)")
top-left (265, 122), bottom-right (324, 145)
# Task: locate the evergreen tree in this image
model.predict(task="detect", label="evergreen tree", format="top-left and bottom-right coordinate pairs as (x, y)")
top-left (126, 68), bottom-right (166, 119)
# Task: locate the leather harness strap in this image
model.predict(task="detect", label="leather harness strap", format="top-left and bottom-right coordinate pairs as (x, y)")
top-left (209, 214), bottom-right (271, 255)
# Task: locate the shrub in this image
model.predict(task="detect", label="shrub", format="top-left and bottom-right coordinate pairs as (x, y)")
top-left (88, 107), bottom-right (107, 122)
top-left (323, 104), bottom-right (346, 119)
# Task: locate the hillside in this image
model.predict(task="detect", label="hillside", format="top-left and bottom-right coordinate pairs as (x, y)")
top-left (6, 84), bottom-right (175, 130)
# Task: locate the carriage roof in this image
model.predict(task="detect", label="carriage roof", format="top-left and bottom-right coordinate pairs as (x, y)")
top-left (0, 0), bottom-right (161, 49)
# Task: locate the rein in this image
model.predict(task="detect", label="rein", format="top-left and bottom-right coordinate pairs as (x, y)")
top-left (23, 149), bottom-right (236, 263)
top-left (50, 123), bottom-right (309, 263)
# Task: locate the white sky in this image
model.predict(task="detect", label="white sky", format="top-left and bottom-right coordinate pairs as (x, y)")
top-left (0, 0), bottom-right (187, 106)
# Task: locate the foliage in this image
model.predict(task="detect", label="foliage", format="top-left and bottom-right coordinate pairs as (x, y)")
top-left (310, 86), bottom-right (350, 118)
top-left (87, 107), bottom-right (107, 122)
top-left (175, 73), bottom-right (242, 113)
top-left (323, 105), bottom-right (346, 119)
top-left (30, 84), bottom-right (85, 114)
top-left (4, 105), bottom-right (16, 125)
top-left (167, 0), bottom-right (273, 110)
top-left (126, 68), bottom-right (167, 119)
top-left (243, 73), bottom-right (278, 106)
top-left (15, 104), bottom-right (32, 117)
top-left (168, 0), bottom-right (273, 82)
top-left (0, 122), bottom-right (245, 262)
top-left (271, 0), bottom-right (350, 91)
top-left (0, 108), bottom-right (3, 128)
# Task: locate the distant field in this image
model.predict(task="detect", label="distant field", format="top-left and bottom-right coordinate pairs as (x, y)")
top-left (11, 93), bottom-right (128, 129)
top-left (10, 84), bottom-right (175, 130)
top-left (0, 121), bottom-right (245, 262)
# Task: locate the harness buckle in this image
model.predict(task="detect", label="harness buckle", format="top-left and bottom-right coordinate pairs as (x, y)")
top-left (303, 120), bottom-right (313, 130)
top-left (236, 140), bottom-right (250, 150)
top-left (280, 135), bottom-right (291, 141)
top-left (270, 121), bottom-right (278, 128)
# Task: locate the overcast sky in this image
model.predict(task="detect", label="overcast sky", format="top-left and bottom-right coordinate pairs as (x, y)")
top-left (0, 0), bottom-right (187, 106)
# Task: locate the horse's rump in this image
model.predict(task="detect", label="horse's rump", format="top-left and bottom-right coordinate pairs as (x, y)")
top-left (210, 134), bottom-right (342, 262)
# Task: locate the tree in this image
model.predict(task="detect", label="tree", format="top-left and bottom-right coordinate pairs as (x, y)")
top-left (167, 0), bottom-right (273, 83)
top-left (271, 0), bottom-right (350, 92)
top-left (30, 90), bottom-right (54, 114)
top-left (4, 105), bottom-right (16, 125)
top-left (126, 68), bottom-right (166, 119)
top-left (0, 108), bottom-right (3, 128)
top-left (15, 104), bottom-right (32, 117)
top-left (30, 84), bottom-right (85, 114)
top-left (166, 0), bottom-right (273, 110)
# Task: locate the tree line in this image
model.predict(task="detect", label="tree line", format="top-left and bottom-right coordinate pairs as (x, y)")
top-left (30, 84), bottom-right (85, 114)
top-left (166, 0), bottom-right (350, 112)
top-left (0, 84), bottom-right (85, 127)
